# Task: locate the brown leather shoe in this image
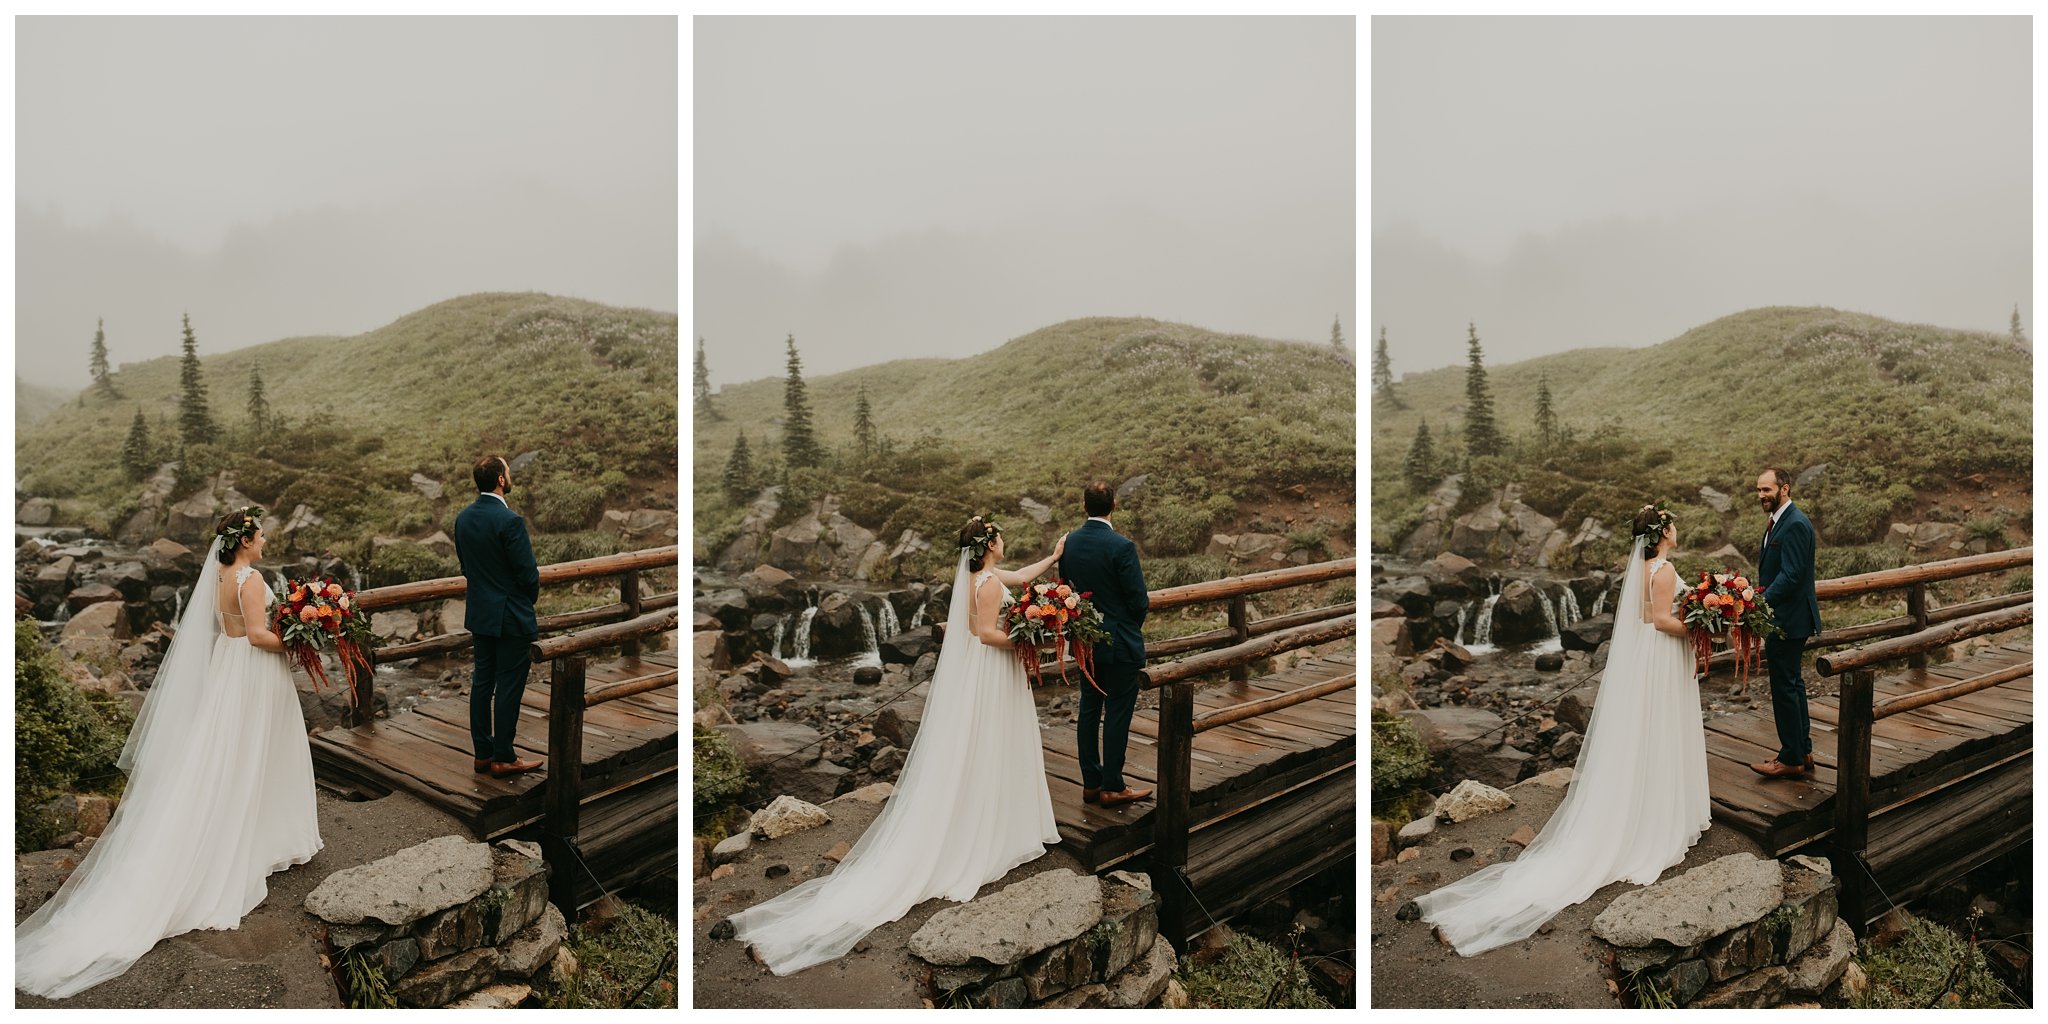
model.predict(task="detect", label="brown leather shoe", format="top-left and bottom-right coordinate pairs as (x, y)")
top-left (488, 757), bottom-right (543, 777)
top-left (473, 758), bottom-right (493, 774)
top-left (1803, 754), bottom-right (1817, 773)
top-left (1749, 758), bottom-right (1805, 779)
top-left (1083, 787), bottom-right (1102, 805)
top-left (1098, 787), bottom-right (1154, 807)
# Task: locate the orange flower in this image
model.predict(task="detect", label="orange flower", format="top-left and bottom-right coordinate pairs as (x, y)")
top-left (326, 583), bottom-right (344, 599)
top-left (299, 606), bottom-right (319, 623)
top-left (1025, 605), bottom-right (1044, 619)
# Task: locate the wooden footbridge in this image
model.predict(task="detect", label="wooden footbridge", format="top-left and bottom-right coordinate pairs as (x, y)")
top-left (1701, 547), bottom-right (2031, 931)
top-left (307, 546), bottom-right (681, 916)
top-left (1035, 558), bottom-right (1358, 952)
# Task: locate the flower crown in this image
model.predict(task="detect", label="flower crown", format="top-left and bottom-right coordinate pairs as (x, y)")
top-left (217, 505), bottom-right (267, 549)
top-left (1627, 501), bottom-right (1676, 541)
top-left (962, 515), bottom-right (1002, 561)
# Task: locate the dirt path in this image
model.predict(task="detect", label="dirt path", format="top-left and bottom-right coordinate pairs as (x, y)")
top-left (1369, 775), bottom-right (1766, 1009)
top-left (691, 793), bottom-right (1086, 1009)
top-left (16, 788), bottom-right (469, 1009)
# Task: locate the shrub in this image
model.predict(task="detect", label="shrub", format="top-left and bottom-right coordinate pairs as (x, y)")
top-left (363, 540), bottom-right (458, 589)
top-left (693, 725), bottom-right (749, 817)
top-left (543, 899), bottom-right (679, 1009)
top-left (1146, 555), bottom-right (1231, 589)
top-left (532, 531), bottom-right (616, 566)
top-left (1815, 544), bottom-right (1911, 581)
top-left (1178, 933), bottom-right (1332, 1009)
top-left (528, 475), bottom-right (607, 532)
top-left (1137, 497), bottom-right (1214, 557)
top-left (1846, 911), bottom-right (2008, 1008)
top-left (16, 620), bottom-right (133, 852)
top-left (1370, 709), bottom-right (1432, 803)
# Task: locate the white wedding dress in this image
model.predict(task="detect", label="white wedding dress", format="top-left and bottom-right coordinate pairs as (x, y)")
top-left (727, 552), bottom-right (1060, 975)
top-left (16, 537), bottom-right (323, 999)
top-left (1415, 538), bottom-right (1709, 956)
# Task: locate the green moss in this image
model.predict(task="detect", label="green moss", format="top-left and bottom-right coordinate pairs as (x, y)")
top-left (15, 620), bottom-right (134, 852)
top-left (1178, 933), bottom-right (1332, 1009)
top-left (1369, 708), bottom-right (1433, 809)
top-left (544, 901), bottom-right (678, 1009)
top-left (1846, 912), bottom-right (2009, 1008)
top-left (691, 725), bottom-right (750, 835)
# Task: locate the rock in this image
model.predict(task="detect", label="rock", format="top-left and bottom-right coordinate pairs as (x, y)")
top-left (60, 600), bottom-right (132, 641)
top-left (766, 506), bottom-right (879, 580)
top-left (1487, 580), bottom-right (1552, 645)
top-left (1559, 614), bottom-right (1613, 652)
top-left (765, 863), bottom-right (790, 879)
top-left (1377, 575), bottom-right (1435, 617)
top-left (1019, 497), bottom-right (1053, 525)
top-left (873, 707), bottom-right (920, 749)
top-left (1433, 779), bottom-right (1515, 823)
top-left (823, 841), bottom-right (852, 863)
top-left (879, 626), bottom-right (939, 664)
top-left (1085, 934), bottom-right (1177, 1008)
top-left (1653, 958), bottom-right (1711, 1005)
top-left (1555, 686), bottom-right (1599, 734)
top-left (409, 473), bottom-right (444, 501)
top-left (828, 782), bottom-right (894, 804)
top-left (1395, 900), bottom-right (1421, 921)
top-left (1785, 918), bottom-right (1856, 997)
top-left (710, 864), bottom-right (734, 881)
top-left (1700, 861), bottom-right (1836, 981)
top-left (393, 946), bottom-right (501, 1008)
top-left (370, 610), bottom-right (420, 642)
top-left (1794, 464), bottom-right (1827, 490)
top-left (1836, 960), bottom-right (1869, 1000)
top-left (416, 531), bottom-right (457, 559)
top-left (1886, 521), bottom-right (1968, 555)
top-left (412, 845), bottom-right (551, 958)
top-left (1592, 853), bottom-right (1785, 949)
top-left (305, 834), bottom-right (495, 927)
top-left (36, 555), bottom-right (75, 585)
top-left (852, 665), bottom-right (882, 686)
top-left (867, 745), bottom-right (907, 778)
top-left (1107, 869), bottom-right (1150, 892)
top-left (19, 497), bottom-right (57, 525)
top-left (749, 795), bottom-right (831, 840)
top-left (1689, 965), bottom-right (1789, 1009)
top-left (1699, 486), bottom-right (1734, 514)
top-left (908, 868), bottom-right (1102, 967)
top-left (1507, 825), bottom-right (1537, 847)
top-left (1398, 707), bottom-right (1505, 756)
top-left (446, 983), bottom-right (529, 1009)
top-left (1534, 651), bottom-right (1565, 672)
top-left (1521, 766), bottom-right (1575, 789)
top-left (1371, 821), bottom-right (1392, 864)
top-left (711, 831), bottom-right (752, 865)
top-left (910, 650), bottom-right (939, 685)
top-left (1396, 847), bottom-right (1419, 863)
top-left (1706, 544), bottom-right (1752, 571)
top-left (508, 450), bottom-right (540, 473)
top-left (1551, 731), bottom-right (1582, 762)
top-left (497, 903), bottom-right (568, 978)
top-left (1395, 814), bottom-right (1436, 848)
top-left (1159, 977), bottom-right (1191, 1009)
top-left (696, 588), bottom-right (752, 631)
top-left (1370, 616), bottom-right (1413, 661)
top-left (1448, 846), bottom-right (1475, 862)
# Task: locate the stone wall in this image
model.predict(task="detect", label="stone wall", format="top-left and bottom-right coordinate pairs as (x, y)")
top-left (908, 868), bottom-right (1180, 1009)
top-left (304, 836), bottom-right (574, 1008)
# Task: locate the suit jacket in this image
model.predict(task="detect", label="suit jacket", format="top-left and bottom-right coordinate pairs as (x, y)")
top-left (454, 493), bottom-right (541, 639)
top-left (1058, 520), bottom-right (1149, 665)
top-left (1759, 503), bottom-right (1821, 639)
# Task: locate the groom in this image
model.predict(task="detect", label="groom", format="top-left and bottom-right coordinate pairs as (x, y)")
top-left (455, 455), bottom-right (544, 778)
top-left (1059, 481), bottom-right (1153, 808)
top-left (1750, 467), bottom-right (1822, 779)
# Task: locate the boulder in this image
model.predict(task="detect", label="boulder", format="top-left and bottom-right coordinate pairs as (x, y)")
top-left (710, 832), bottom-right (752, 868)
top-left (1206, 532), bottom-right (1287, 565)
top-left (1432, 779), bottom-right (1515, 823)
top-left (1018, 497), bottom-right (1053, 525)
top-left (874, 706), bottom-right (921, 749)
top-left (36, 555), bottom-right (76, 586)
top-left (446, 983), bottom-right (530, 1009)
top-left (718, 486), bottom-right (784, 570)
top-left (496, 903), bottom-right (568, 979)
top-left (1699, 486), bottom-right (1734, 514)
top-left (276, 504), bottom-right (324, 548)
top-left (1395, 814), bottom-right (1436, 847)
top-left (1377, 576), bottom-right (1435, 617)
top-left (1371, 821), bottom-right (1392, 864)
top-left (1551, 731), bottom-right (1583, 762)
top-left (601, 508), bottom-right (679, 545)
top-left (1487, 580), bottom-right (1552, 646)
top-left (417, 531), bottom-right (457, 559)
top-left (394, 946), bottom-right (500, 1008)
top-left (1370, 616), bottom-right (1413, 661)
top-left (1706, 544), bottom-right (1752, 571)
top-left (18, 497), bottom-right (56, 525)
top-left (1592, 853), bottom-right (1784, 949)
top-left (66, 582), bottom-right (123, 613)
top-left (305, 834), bottom-right (495, 927)
top-left (1559, 614), bottom-right (1613, 653)
top-left (1886, 521), bottom-right (1967, 554)
top-left (852, 665), bottom-right (883, 686)
top-left (695, 588), bottom-right (752, 632)
top-left (1534, 651), bottom-right (1565, 672)
top-left (909, 868), bottom-right (1102, 967)
top-left (60, 600), bottom-right (131, 641)
top-left (829, 782), bottom-right (895, 805)
top-left (410, 473), bottom-right (444, 501)
top-left (748, 795), bottom-right (831, 840)
top-left (766, 504), bottom-right (879, 580)
top-left (1556, 685), bottom-right (1600, 734)
top-left (1699, 861), bottom-right (1836, 981)
top-left (1690, 965), bottom-right (1789, 1009)
top-left (1399, 707), bottom-right (1505, 757)
top-left (371, 610), bottom-right (421, 643)
top-left (1784, 917), bottom-right (1856, 997)
top-left (879, 626), bottom-right (939, 664)
top-left (1399, 474), bottom-right (1464, 560)
top-left (1448, 485), bottom-right (1562, 568)
top-left (164, 489), bottom-right (223, 543)
top-left (1038, 935), bottom-right (1177, 1009)
top-left (412, 845), bottom-right (551, 959)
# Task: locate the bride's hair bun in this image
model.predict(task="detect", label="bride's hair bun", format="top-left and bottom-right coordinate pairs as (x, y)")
top-left (1630, 502), bottom-right (1675, 559)
top-left (958, 515), bottom-right (1002, 571)
top-left (214, 506), bottom-right (268, 563)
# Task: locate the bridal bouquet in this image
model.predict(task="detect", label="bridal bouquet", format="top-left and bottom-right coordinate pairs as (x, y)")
top-left (1004, 578), bottom-right (1111, 692)
top-left (272, 576), bottom-right (375, 704)
top-left (1677, 569), bottom-right (1780, 688)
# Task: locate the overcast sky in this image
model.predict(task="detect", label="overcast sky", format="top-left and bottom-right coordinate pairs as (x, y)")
top-left (16, 16), bottom-right (677, 389)
top-left (1372, 16), bottom-right (2031, 374)
top-left (695, 16), bottom-right (1355, 386)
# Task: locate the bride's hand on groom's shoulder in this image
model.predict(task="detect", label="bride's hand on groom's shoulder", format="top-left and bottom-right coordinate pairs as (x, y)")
top-left (1052, 534), bottom-right (1066, 560)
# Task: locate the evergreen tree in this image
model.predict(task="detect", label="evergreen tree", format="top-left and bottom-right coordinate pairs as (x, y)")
top-left (2012, 305), bottom-right (2028, 346)
top-left (1404, 419), bottom-right (1436, 489)
top-left (781, 333), bottom-right (822, 471)
top-left (1330, 315), bottom-right (1347, 352)
top-left (246, 361), bottom-right (272, 433)
top-left (723, 432), bottom-right (755, 502)
top-left (176, 313), bottom-right (213, 446)
top-left (852, 384), bottom-right (877, 463)
top-left (1371, 326), bottom-right (1401, 408)
top-left (90, 318), bottom-right (120, 398)
top-left (1461, 322), bottom-right (1502, 458)
top-left (1534, 373), bottom-right (1557, 447)
top-left (693, 337), bottom-right (722, 419)
top-left (121, 408), bottom-right (152, 480)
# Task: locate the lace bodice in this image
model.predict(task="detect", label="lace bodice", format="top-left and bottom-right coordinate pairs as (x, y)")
top-left (973, 571), bottom-right (1013, 604)
top-left (217, 565), bottom-right (272, 639)
top-left (1642, 557), bottom-right (1677, 623)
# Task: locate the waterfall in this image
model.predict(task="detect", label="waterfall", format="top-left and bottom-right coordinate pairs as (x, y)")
top-left (1452, 602), bottom-right (1471, 646)
top-left (173, 586), bottom-right (186, 622)
top-left (1472, 592), bottom-right (1501, 647)
top-left (789, 604), bottom-right (820, 664)
top-left (855, 604), bottom-right (881, 667)
top-left (1537, 587), bottom-right (1560, 638)
top-left (769, 617), bottom-right (788, 661)
top-left (908, 602), bottom-right (928, 629)
top-left (876, 599), bottom-right (901, 640)
top-left (1559, 587), bottom-right (1582, 627)
top-left (1591, 588), bottom-right (1607, 619)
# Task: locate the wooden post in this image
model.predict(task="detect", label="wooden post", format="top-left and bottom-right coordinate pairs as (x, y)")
top-left (1906, 583), bottom-right (1928, 672)
top-left (1227, 594), bottom-right (1251, 685)
top-left (1831, 668), bottom-right (1874, 936)
top-left (351, 647), bottom-right (380, 728)
top-left (620, 571), bottom-right (643, 656)
top-left (1151, 680), bottom-right (1194, 952)
top-left (543, 654), bottom-right (587, 918)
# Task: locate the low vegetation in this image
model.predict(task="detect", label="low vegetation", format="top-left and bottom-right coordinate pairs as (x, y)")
top-left (1177, 931), bottom-right (1333, 1009)
top-left (14, 620), bottom-right (134, 852)
top-left (543, 901), bottom-right (680, 1009)
top-left (1841, 911), bottom-right (2010, 1009)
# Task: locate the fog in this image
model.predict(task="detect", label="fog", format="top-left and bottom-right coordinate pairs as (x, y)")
top-left (1371, 16), bottom-right (2031, 374)
top-left (16, 16), bottom-right (678, 390)
top-left (694, 16), bottom-right (1355, 386)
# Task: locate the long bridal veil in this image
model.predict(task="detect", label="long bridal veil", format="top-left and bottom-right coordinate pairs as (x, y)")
top-left (1414, 536), bottom-right (1709, 956)
top-left (727, 549), bottom-right (1059, 975)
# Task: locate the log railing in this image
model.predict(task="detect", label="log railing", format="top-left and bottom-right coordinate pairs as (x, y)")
top-left (1706, 546), bottom-right (2031, 677)
top-left (1133, 557), bottom-right (1357, 952)
top-left (348, 545), bottom-right (679, 726)
top-left (1810, 545), bottom-right (2033, 935)
top-left (527, 607), bottom-right (681, 916)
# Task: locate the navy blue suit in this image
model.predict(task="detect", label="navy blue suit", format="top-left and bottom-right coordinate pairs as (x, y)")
top-left (454, 492), bottom-right (541, 763)
top-left (1759, 502), bottom-right (1820, 763)
top-left (1058, 519), bottom-right (1149, 793)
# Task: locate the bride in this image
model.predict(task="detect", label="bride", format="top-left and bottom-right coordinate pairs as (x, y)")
top-left (726, 515), bottom-right (1064, 975)
top-left (16, 507), bottom-right (323, 998)
top-left (1414, 503), bottom-right (1709, 956)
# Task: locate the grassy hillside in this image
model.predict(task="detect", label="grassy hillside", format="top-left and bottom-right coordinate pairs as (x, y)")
top-left (15, 380), bottom-right (71, 430)
top-left (693, 317), bottom-right (1356, 577)
top-left (1371, 307), bottom-right (2032, 564)
top-left (18, 292), bottom-right (678, 564)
